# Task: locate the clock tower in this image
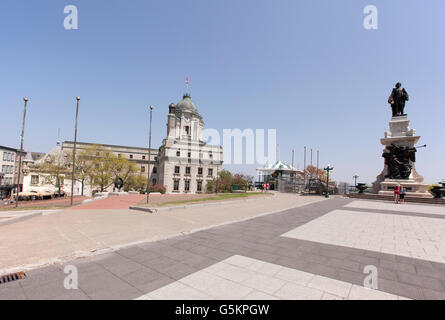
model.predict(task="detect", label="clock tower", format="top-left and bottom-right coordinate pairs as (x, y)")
top-left (166, 93), bottom-right (204, 142)
top-left (158, 93), bottom-right (223, 193)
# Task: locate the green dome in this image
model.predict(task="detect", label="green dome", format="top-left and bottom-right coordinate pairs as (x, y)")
top-left (175, 93), bottom-right (200, 117)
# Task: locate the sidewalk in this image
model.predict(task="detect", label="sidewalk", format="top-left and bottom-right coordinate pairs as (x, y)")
top-left (70, 194), bottom-right (145, 210)
top-left (0, 193), bottom-right (326, 274)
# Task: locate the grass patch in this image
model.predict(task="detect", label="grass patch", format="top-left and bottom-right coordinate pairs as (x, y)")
top-left (155, 192), bottom-right (271, 207)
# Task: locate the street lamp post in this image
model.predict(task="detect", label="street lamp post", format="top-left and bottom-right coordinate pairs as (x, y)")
top-left (15, 97), bottom-right (29, 208)
top-left (324, 164), bottom-right (334, 198)
top-left (146, 106), bottom-right (153, 204)
top-left (70, 97), bottom-right (80, 206)
top-left (353, 173), bottom-right (359, 192)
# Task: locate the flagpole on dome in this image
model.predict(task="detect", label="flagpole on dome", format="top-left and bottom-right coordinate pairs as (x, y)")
top-left (185, 76), bottom-right (190, 96)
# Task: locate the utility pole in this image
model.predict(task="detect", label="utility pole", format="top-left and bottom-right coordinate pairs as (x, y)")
top-left (303, 146), bottom-right (307, 186)
top-left (70, 97), bottom-right (80, 206)
top-left (15, 98), bottom-right (28, 208)
top-left (291, 149), bottom-right (294, 168)
top-left (146, 106), bottom-right (153, 204)
top-left (317, 150), bottom-right (319, 171)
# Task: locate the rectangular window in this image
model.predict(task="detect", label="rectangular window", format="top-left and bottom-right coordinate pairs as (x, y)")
top-left (153, 167), bottom-right (157, 173)
top-left (2, 153), bottom-right (6, 161)
top-left (141, 166), bottom-right (145, 173)
top-left (185, 180), bottom-right (190, 191)
top-left (185, 167), bottom-right (191, 175)
top-left (142, 155), bottom-right (146, 160)
top-left (31, 175), bottom-right (39, 185)
top-left (198, 167), bottom-right (203, 175)
top-left (188, 152), bottom-right (191, 158)
top-left (173, 179), bottom-right (179, 191)
top-left (208, 168), bottom-right (213, 176)
top-left (176, 151), bottom-right (180, 157)
top-left (185, 126), bottom-right (190, 135)
top-left (197, 181), bottom-right (202, 192)
top-left (129, 154), bottom-right (133, 159)
top-left (174, 166), bottom-right (180, 174)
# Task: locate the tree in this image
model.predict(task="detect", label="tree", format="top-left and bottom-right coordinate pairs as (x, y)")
top-left (110, 156), bottom-right (138, 190)
top-left (303, 165), bottom-right (327, 181)
top-left (37, 150), bottom-right (69, 195)
top-left (206, 170), bottom-right (252, 193)
top-left (126, 173), bottom-right (147, 193)
top-left (89, 148), bottom-right (116, 192)
top-left (65, 145), bottom-right (97, 196)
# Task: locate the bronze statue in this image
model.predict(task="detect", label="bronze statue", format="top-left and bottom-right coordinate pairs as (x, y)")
top-left (382, 144), bottom-right (417, 179)
top-left (388, 82), bottom-right (409, 117)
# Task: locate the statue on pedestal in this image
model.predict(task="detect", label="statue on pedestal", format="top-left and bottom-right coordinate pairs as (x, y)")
top-left (382, 144), bottom-right (417, 179)
top-left (388, 82), bottom-right (409, 117)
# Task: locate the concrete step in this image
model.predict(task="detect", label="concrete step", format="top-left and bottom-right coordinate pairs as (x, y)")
top-left (347, 193), bottom-right (445, 205)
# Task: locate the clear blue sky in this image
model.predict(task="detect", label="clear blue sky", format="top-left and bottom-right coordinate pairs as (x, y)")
top-left (1, 0), bottom-right (444, 184)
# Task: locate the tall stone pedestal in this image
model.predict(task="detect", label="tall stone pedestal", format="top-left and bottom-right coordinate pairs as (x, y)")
top-left (372, 115), bottom-right (431, 198)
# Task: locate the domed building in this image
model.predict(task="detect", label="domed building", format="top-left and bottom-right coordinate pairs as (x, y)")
top-left (156, 93), bottom-right (223, 193)
top-left (48, 92), bottom-right (223, 195)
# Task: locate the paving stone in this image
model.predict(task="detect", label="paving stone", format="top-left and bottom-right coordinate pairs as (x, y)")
top-left (147, 282), bottom-right (214, 300)
top-left (132, 274), bottom-right (175, 294)
top-left (0, 282), bottom-right (27, 300)
top-left (79, 272), bottom-right (142, 300)
top-left (274, 268), bottom-right (314, 286)
top-left (22, 279), bottom-right (71, 300)
top-left (378, 279), bottom-right (425, 300)
top-left (308, 275), bottom-right (352, 298)
top-left (92, 254), bottom-right (145, 277)
top-left (421, 288), bottom-right (445, 300)
top-left (158, 263), bottom-right (198, 280)
top-left (119, 267), bottom-right (164, 287)
top-left (380, 259), bottom-right (416, 274)
top-left (242, 274), bottom-right (286, 294)
top-left (242, 290), bottom-right (280, 300)
top-left (274, 283), bottom-right (324, 300)
top-left (348, 285), bottom-right (399, 300)
top-left (116, 246), bottom-right (147, 259)
top-left (205, 279), bottom-right (254, 299)
top-left (327, 258), bottom-right (361, 272)
top-left (397, 271), bottom-right (444, 291)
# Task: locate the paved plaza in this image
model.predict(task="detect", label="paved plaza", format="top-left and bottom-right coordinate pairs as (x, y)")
top-left (1, 197), bottom-right (445, 300)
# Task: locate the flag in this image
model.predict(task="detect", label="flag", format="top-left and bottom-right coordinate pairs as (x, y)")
top-left (186, 77), bottom-right (189, 85)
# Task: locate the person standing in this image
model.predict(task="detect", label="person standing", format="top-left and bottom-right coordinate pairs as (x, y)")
top-left (399, 186), bottom-right (406, 204)
top-left (266, 182), bottom-right (270, 192)
top-left (394, 184), bottom-right (401, 204)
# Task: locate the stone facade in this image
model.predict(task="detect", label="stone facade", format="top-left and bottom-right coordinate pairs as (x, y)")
top-left (61, 93), bottom-right (223, 194)
top-left (0, 145), bottom-right (17, 186)
top-left (158, 94), bottom-right (223, 193)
